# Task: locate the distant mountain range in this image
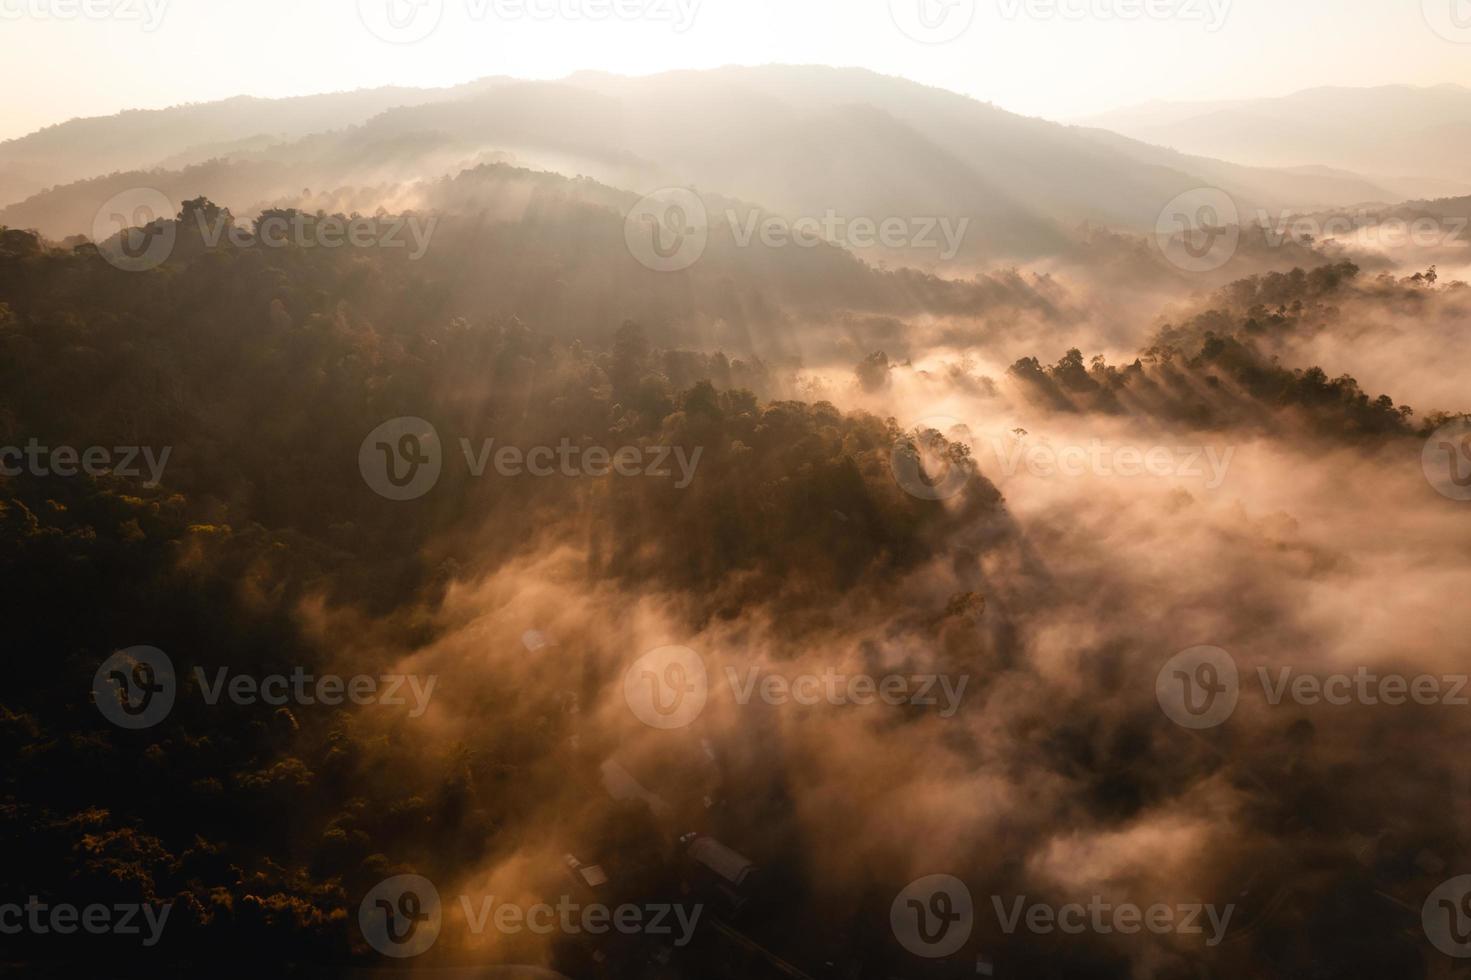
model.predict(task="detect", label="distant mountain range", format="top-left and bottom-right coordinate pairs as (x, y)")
top-left (0, 68), bottom-right (1451, 261)
top-left (1079, 84), bottom-right (1471, 197)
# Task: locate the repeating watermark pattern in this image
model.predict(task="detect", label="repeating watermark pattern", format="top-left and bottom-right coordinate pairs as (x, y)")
top-left (359, 875), bottom-right (702, 957)
top-left (0, 898), bottom-right (171, 946)
top-left (1158, 646), bottom-right (1471, 730)
top-left (1424, 419), bottom-right (1471, 502)
top-left (726, 667), bottom-right (969, 718)
top-left (624, 194), bottom-right (973, 271)
top-left (360, 417), bottom-right (444, 501)
top-left (1258, 209), bottom-right (1469, 251)
top-left (989, 436), bottom-right (1234, 489)
top-left (992, 895), bottom-right (1234, 946)
top-left (0, 440), bottom-right (171, 486)
top-left (1158, 192), bottom-right (1469, 274)
top-left (1155, 646), bottom-right (1239, 730)
top-left (93, 649), bottom-right (438, 728)
top-left (195, 668), bottom-right (438, 718)
top-left (891, 875), bottom-right (973, 958)
top-left (459, 437), bottom-right (701, 487)
top-left (623, 647), bottom-right (968, 728)
top-left (458, 896), bottom-right (701, 945)
top-left (625, 188), bottom-right (708, 273)
top-left (889, 0), bottom-right (977, 43)
top-left (726, 209), bottom-right (971, 261)
top-left (624, 645), bottom-right (708, 729)
top-left (358, 0), bottom-right (698, 44)
top-left (91, 189), bottom-right (438, 273)
top-left (92, 646), bottom-right (177, 730)
top-left (1424, 0), bottom-right (1471, 43)
top-left (997, 0), bottom-right (1231, 30)
top-left (360, 418), bottom-right (704, 500)
top-left (361, 875), bottom-right (442, 958)
top-left (890, 416), bottom-right (976, 501)
top-left (241, 211), bottom-right (435, 259)
top-left (0, 0), bottom-right (168, 29)
top-left (93, 188), bottom-right (177, 273)
top-left (1257, 667), bottom-right (1470, 709)
top-left (1155, 187), bottom-right (1241, 273)
top-left (1424, 875), bottom-right (1471, 957)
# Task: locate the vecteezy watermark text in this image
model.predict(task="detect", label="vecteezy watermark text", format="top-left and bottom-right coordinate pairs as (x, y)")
top-left (997, 0), bottom-right (1231, 31)
top-left (357, 0), bottom-right (699, 44)
top-left (0, 0), bottom-right (168, 29)
top-left (359, 417), bottom-right (704, 501)
top-left (0, 898), bottom-right (171, 946)
top-left (989, 436), bottom-right (1234, 489)
top-left (1257, 209), bottom-right (1469, 251)
top-left (991, 895), bottom-right (1234, 946)
top-left (725, 667), bottom-right (969, 718)
top-left (623, 646), bottom-right (970, 729)
top-left (725, 209), bottom-right (971, 261)
top-left (93, 647), bottom-right (437, 729)
top-left (359, 875), bottom-right (702, 958)
top-left (0, 440), bottom-right (171, 486)
top-left (888, 876), bottom-right (1233, 959)
top-left (195, 667), bottom-right (437, 718)
top-left (623, 190), bottom-right (975, 272)
top-left (1156, 646), bottom-right (1470, 729)
top-left (459, 438), bottom-right (702, 488)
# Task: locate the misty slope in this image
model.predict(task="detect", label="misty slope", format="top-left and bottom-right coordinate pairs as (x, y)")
top-left (55, 166), bottom-right (1083, 365)
top-left (1080, 84), bottom-right (1471, 196)
top-left (2, 67), bottom-right (1407, 260)
top-left (5, 215), bottom-right (1469, 978)
top-left (0, 81), bottom-right (515, 210)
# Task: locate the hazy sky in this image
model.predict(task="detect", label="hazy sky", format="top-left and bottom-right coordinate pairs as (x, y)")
top-left (1, 0), bottom-right (1468, 141)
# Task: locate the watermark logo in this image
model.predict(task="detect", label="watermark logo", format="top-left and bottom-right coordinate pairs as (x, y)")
top-left (892, 875), bottom-right (973, 957)
top-left (891, 416), bottom-right (975, 501)
top-left (1424, 419), bottom-right (1471, 502)
top-left (1426, 876), bottom-right (1471, 957)
top-left (1425, 0), bottom-right (1471, 43)
top-left (92, 646), bottom-right (176, 730)
top-left (360, 417), bottom-right (443, 501)
top-left (1156, 646), bottom-right (1239, 730)
top-left (358, 0), bottom-right (444, 42)
top-left (1155, 187), bottom-right (1240, 273)
top-left (889, 0), bottom-right (976, 43)
top-left (361, 875), bottom-right (442, 958)
top-left (0, 0), bottom-right (169, 30)
top-left (625, 188), bottom-right (708, 272)
top-left (623, 645), bottom-right (707, 729)
top-left (92, 188), bottom-right (176, 273)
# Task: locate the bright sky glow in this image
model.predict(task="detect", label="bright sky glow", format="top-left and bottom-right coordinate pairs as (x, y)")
top-left (1, 0), bottom-right (1468, 140)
